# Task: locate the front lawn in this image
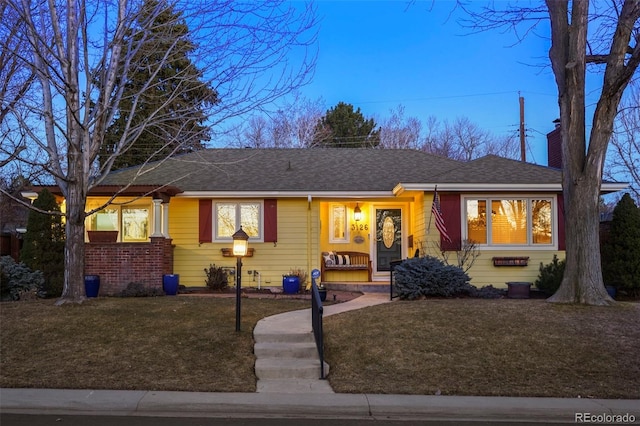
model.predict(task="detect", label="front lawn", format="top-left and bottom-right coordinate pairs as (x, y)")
top-left (324, 299), bottom-right (640, 398)
top-left (2, 297), bottom-right (638, 398)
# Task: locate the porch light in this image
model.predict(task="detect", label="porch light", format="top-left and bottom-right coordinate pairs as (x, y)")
top-left (232, 226), bottom-right (249, 256)
top-left (232, 226), bottom-right (249, 332)
top-left (21, 191), bottom-right (38, 203)
top-left (354, 203), bottom-right (362, 222)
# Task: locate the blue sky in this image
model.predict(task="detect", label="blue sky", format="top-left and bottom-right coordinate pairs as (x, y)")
top-left (296, 0), bottom-right (561, 165)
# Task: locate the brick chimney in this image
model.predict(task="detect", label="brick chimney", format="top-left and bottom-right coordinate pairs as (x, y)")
top-left (547, 119), bottom-right (562, 168)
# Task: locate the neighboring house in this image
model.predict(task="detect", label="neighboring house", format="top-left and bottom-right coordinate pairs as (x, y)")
top-left (36, 147), bottom-right (626, 295)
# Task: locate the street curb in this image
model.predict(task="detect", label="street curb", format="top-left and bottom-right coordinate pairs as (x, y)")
top-left (2, 388), bottom-right (639, 422)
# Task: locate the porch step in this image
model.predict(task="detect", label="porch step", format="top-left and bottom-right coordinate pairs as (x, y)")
top-left (324, 282), bottom-right (391, 293)
top-left (254, 341), bottom-right (318, 359)
top-left (254, 329), bottom-right (315, 344)
top-left (255, 357), bottom-right (329, 380)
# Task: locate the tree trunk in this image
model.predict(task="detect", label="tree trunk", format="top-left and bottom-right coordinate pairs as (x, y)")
top-left (56, 181), bottom-right (87, 305)
top-left (548, 176), bottom-right (614, 305)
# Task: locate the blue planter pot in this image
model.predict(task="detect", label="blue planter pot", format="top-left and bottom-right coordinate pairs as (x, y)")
top-left (283, 276), bottom-right (300, 294)
top-left (605, 285), bottom-right (616, 299)
top-left (84, 275), bottom-right (100, 298)
top-left (163, 274), bottom-right (179, 296)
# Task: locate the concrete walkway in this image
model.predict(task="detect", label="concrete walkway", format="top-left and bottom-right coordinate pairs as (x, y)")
top-left (253, 292), bottom-right (391, 394)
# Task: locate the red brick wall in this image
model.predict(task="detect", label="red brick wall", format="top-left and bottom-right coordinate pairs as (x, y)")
top-left (85, 237), bottom-right (174, 295)
top-left (547, 126), bottom-right (562, 169)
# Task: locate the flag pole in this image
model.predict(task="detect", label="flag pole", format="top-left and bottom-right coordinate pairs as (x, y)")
top-left (427, 185), bottom-right (436, 234)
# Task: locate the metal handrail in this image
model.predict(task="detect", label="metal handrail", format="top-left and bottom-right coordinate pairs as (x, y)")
top-left (311, 279), bottom-right (325, 379)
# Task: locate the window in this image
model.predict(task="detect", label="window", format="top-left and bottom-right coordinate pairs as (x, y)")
top-left (122, 208), bottom-right (149, 241)
top-left (464, 197), bottom-right (554, 248)
top-left (87, 204), bottom-right (151, 242)
top-left (329, 203), bottom-right (348, 243)
top-left (214, 201), bottom-right (262, 241)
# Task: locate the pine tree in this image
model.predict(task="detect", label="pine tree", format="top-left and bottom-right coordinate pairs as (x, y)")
top-left (20, 189), bottom-right (65, 297)
top-left (313, 102), bottom-right (380, 148)
top-left (601, 193), bottom-right (640, 297)
top-left (100, 0), bottom-right (217, 169)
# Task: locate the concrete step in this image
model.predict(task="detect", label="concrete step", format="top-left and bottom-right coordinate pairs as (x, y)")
top-left (256, 379), bottom-right (334, 393)
top-left (255, 358), bottom-right (329, 380)
top-left (254, 341), bottom-right (318, 359)
top-left (254, 330), bottom-right (315, 344)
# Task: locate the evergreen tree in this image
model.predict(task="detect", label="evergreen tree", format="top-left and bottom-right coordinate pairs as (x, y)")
top-left (601, 193), bottom-right (640, 297)
top-left (313, 102), bottom-right (380, 148)
top-left (20, 189), bottom-right (65, 298)
top-left (100, 0), bottom-right (217, 169)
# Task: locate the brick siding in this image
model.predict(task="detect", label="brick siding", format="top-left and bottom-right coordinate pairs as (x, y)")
top-left (85, 237), bottom-right (174, 295)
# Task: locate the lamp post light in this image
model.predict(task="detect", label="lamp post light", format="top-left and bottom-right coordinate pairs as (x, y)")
top-left (232, 226), bottom-right (249, 332)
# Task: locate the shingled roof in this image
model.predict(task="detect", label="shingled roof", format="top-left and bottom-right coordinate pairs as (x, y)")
top-left (100, 148), bottom-right (563, 194)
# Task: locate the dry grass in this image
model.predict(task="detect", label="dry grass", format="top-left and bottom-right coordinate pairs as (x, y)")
top-left (324, 299), bottom-right (640, 399)
top-left (0, 297), bottom-right (309, 392)
top-left (3, 297), bottom-right (639, 398)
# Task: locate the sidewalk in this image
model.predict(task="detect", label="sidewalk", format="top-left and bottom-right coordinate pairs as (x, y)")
top-left (1, 388), bottom-right (639, 422)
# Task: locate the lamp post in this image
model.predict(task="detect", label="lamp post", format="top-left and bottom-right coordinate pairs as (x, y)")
top-left (232, 226), bottom-right (249, 332)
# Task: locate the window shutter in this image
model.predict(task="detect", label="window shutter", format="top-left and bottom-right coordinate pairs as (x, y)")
top-left (264, 199), bottom-right (277, 243)
top-left (439, 193), bottom-right (462, 251)
top-left (199, 200), bottom-right (212, 243)
top-left (557, 194), bottom-right (565, 251)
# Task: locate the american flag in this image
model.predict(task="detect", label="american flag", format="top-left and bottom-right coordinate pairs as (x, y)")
top-left (431, 188), bottom-right (451, 243)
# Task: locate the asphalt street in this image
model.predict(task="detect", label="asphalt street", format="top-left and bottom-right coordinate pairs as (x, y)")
top-left (0, 414), bottom-right (573, 426)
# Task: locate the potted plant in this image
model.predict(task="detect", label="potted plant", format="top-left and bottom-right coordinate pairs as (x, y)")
top-left (283, 268), bottom-right (307, 294)
top-left (317, 282), bottom-right (327, 302)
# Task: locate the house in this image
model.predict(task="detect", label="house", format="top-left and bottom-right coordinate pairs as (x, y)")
top-left (32, 144), bottom-right (625, 295)
top-left (52, 144), bottom-right (622, 296)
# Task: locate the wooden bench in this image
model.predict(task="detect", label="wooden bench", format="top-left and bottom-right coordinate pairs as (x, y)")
top-left (320, 251), bottom-right (372, 282)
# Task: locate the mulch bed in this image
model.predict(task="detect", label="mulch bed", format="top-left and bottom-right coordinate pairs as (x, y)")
top-left (178, 286), bottom-right (364, 303)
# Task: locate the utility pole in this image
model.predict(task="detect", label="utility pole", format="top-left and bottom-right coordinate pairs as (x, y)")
top-left (519, 94), bottom-right (526, 162)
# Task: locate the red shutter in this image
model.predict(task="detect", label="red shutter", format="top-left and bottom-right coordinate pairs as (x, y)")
top-left (199, 200), bottom-right (212, 243)
top-left (557, 194), bottom-right (565, 251)
top-left (439, 193), bottom-right (462, 251)
top-left (264, 199), bottom-right (277, 243)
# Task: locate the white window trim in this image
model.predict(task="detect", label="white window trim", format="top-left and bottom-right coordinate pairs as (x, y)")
top-left (329, 203), bottom-right (349, 243)
top-left (461, 194), bottom-right (558, 251)
top-left (213, 200), bottom-right (264, 242)
top-left (85, 201), bottom-right (154, 243)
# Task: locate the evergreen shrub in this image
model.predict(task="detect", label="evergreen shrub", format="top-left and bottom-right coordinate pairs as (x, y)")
top-left (601, 194), bottom-right (640, 297)
top-left (20, 189), bottom-right (65, 298)
top-left (534, 255), bottom-right (565, 296)
top-left (0, 256), bottom-right (44, 301)
top-left (393, 256), bottom-right (472, 300)
top-left (204, 264), bottom-right (229, 291)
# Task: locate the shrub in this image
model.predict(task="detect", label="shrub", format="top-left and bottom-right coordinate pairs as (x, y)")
top-left (0, 256), bottom-right (44, 301)
top-left (286, 267), bottom-right (308, 289)
top-left (601, 194), bottom-right (640, 297)
top-left (468, 285), bottom-right (506, 299)
top-left (534, 255), bottom-right (565, 296)
top-left (393, 255), bottom-right (472, 300)
top-left (204, 264), bottom-right (229, 291)
top-left (118, 282), bottom-right (164, 297)
top-left (20, 189), bottom-right (65, 298)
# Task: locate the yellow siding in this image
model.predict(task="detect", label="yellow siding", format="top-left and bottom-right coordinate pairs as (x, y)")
top-left (415, 195), bottom-right (565, 288)
top-left (169, 198), bottom-right (319, 288)
top-left (463, 250), bottom-right (565, 287)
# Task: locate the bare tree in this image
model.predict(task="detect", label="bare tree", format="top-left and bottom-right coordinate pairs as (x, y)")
top-left (379, 105), bottom-right (422, 149)
top-left (225, 93), bottom-right (325, 148)
top-left (419, 116), bottom-right (519, 160)
top-left (606, 82), bottom-right (640, 203)
top-left (0, 0), bottom-right (318, 304)
top-left (460, 1), bottom-right (640, 305)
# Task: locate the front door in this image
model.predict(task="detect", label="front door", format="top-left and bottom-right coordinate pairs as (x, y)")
top-left (374, 207), bottom-right (402, 278)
